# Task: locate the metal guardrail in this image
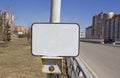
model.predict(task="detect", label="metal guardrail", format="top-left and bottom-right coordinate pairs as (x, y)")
top-left (80, 39), bottom-right (102, 44)
top-left (80, 38), bottom-right (120, 46)
top-left (66, 57), bottom-right (94, 78)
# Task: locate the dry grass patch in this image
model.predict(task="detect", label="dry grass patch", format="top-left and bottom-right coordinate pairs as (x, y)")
top-left (0, 37), bottom-right (46, 78)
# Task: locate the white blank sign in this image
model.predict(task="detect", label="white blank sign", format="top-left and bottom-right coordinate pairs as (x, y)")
top-left (32, 23), bottom-right (80, 56)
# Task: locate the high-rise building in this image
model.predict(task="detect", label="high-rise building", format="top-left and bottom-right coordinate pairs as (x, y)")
top-left (92, 12), bottom-right (114, 39)
top-left (88, 11), bottom-right (120, 41)
top-left (106, 14), bottom-right (120, 41)
top-left (86, 26), bottom-right (92, 39)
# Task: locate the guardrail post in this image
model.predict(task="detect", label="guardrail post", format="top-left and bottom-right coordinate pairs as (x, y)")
top-left (66, 57), bottom-right (94, 78)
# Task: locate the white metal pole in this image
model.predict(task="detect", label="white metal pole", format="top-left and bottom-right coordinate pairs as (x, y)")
top-left (47, 0), bottom-right (62, 78)
top-left (50, 0), bottom-right (61, 23)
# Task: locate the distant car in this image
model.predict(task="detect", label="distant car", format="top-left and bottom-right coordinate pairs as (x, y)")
top-left (104, 39), bottom-right (115, 44)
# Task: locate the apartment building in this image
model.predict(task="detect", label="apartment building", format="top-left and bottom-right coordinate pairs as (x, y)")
top-left (86, 26), bottom-right (92, 39)
top-left (106, 14), bottom-right (120, 41)
top-left (86, 12), bottom-right (120, 41)
top-left (12, 26), bottom-right (28, 35)
top-left (92, 12), bottom-right (113, 39)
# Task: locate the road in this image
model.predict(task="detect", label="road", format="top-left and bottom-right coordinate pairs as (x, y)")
top-left (79, 42), bottom-right (120, 78)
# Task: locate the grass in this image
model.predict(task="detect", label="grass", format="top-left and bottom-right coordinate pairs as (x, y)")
top-left (0, 37), bottom-right (46, 78)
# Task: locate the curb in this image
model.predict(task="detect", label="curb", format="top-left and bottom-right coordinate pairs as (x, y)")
top-left (79, 57), bottom-right (99, 78)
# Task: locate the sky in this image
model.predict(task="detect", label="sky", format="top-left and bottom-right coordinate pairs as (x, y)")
top-left (0, 0), bottom-right (120, 32)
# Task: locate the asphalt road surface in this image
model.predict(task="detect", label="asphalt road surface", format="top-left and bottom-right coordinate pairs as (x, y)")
top-left (79, 42), bottom-right (120, 78)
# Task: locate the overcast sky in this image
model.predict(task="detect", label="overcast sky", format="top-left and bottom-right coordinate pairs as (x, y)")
top-left (0, 0), bottom-right (120, 32)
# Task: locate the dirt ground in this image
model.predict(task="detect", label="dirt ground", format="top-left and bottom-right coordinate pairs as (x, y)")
top-left (0, 37), bottom-right (46, 78)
